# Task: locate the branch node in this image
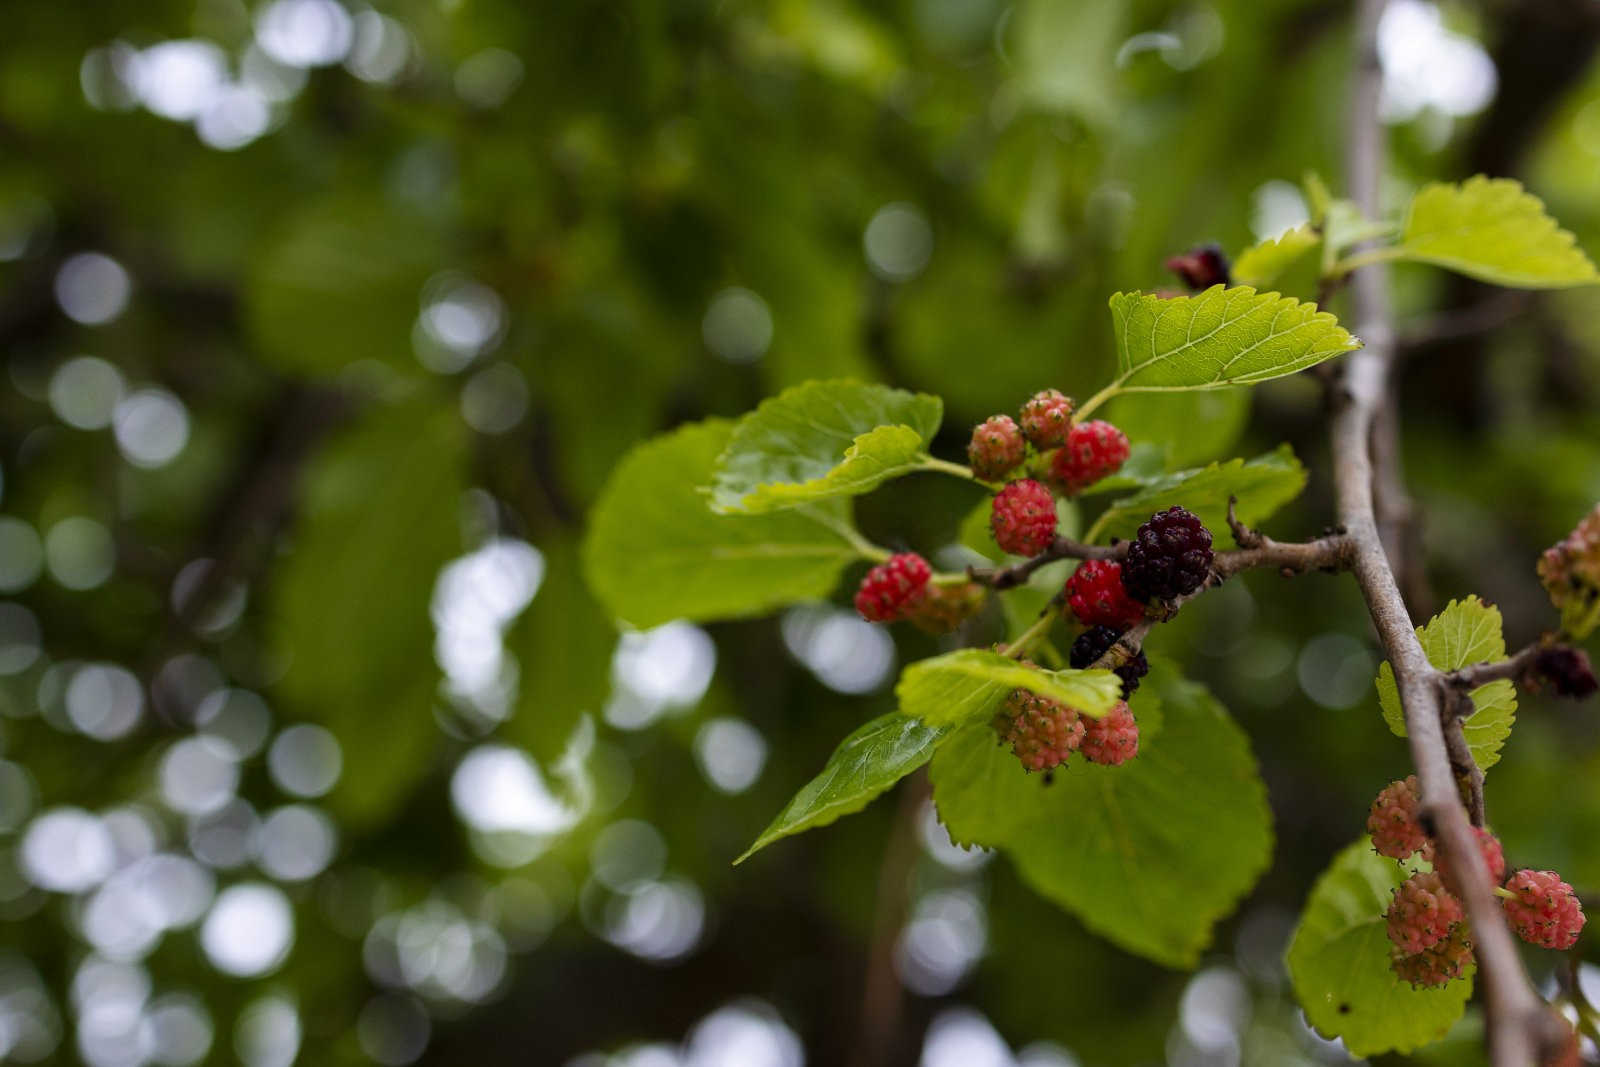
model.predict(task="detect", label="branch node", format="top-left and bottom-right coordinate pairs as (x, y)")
top-left (1226, 495), bottom-right (1265, 549)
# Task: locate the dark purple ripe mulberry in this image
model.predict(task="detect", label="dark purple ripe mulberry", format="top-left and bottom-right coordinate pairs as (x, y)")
top-left (1121, 506), bottom-right (1214, 602)
top-left (1069, 624), bottom-right (1150, 697)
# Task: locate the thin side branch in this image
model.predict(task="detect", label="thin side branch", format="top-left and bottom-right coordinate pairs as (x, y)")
top-left (1444, 641), bottom-right (1548, 694)
top-left (1088, 530), bottom-right (1356, 669)
top-left (968, 536), bottom-right (1122, 589)
top-left (969, 523), bottom-right (1353, 594)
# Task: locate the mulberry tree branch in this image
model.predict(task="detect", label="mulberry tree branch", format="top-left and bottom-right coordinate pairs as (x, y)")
top-left (967, 521), bottom-right (1352, 594)
top-left (1340, 2), bottom-right (1566, 1061)
top-left (1086, 529), bottom-right (1355, 669)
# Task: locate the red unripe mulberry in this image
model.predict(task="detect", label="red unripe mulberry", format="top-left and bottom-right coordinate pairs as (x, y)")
top-left (1390, 924), bottom-right (1473, 989)
top-left (1367, 776), bottom-right (1430, 862)
top-left (1018, 390), bottom-right (1074, 449)
top-left (991, 480), bottom-right (1057, 557)
top-left (1052, 421), bottom-right (1130, 494)
top-left (1064, 560), bottom-right (1146, 630)
top-left (1502, 869), bottom-right (1586, 950)
top-left (1385, 872), bottom-right (1464, 955)
top-left (993, 688), bottom-right (1084, 773)
top-left (1079, 702), bottom-right (1139, 766)
top-left (854, 553), bottom-right (931, 622)
top-left (967, 415), bottom-right (1027, 481)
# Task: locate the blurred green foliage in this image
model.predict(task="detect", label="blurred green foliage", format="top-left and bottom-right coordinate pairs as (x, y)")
top-left (1, 1), bottom-right (1599, 1065)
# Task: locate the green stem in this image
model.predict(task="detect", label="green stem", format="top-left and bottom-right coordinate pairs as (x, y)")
top-left (918, 456), bottom-right (986, 484)
top-left (1493, 886), bottom-right (1517, 901)
top-left (1000, 611), bottom-right (1056, 658)
top-left (1071, 383), bottom-right (1121, 425)
top-left (802, 506), bottom-right (892, 563)
top-left (1329, 245), bottom-right (1405, 278)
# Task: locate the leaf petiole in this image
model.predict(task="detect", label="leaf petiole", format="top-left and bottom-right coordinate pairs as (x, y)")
top-left (798, 505), bottom-right (892, 563)
top-left (1071, 383), bottom-right (1121, 424)
top-left (1329, 245), bottom-right (1405, 278)
top-left (917, 455), bottom-right (988, 484)
top-left (999, 610), bottom-right (1056, 659)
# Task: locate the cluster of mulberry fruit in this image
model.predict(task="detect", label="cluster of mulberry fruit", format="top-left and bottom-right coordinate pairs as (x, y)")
top-left (991, 672), bottom-right (1139, 774)
top-left (1365, 776), bottom-right (1586, 988)
top-left (967, 390), bottom-right (1132, 498)
top-left (1055, 510), bottom-right (1214, 697)
top-left (851, 390), bottom-right (1214, 773)
top-left (1538, 503), bottom-right (1600, 638)
top-left (855, 390), bottom-right (1195, 636)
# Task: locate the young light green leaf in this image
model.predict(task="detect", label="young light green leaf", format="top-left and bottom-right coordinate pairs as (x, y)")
top-left (1287, 841), bottom-right (1474, 1056)
top-left (1232, 225), bottom-right (1320, 288)
top-left (583, 419), bottom-right (862, 629)
top-left (1376, 596), bottom-right (1516, 770)
top-left (1303, 171), bottom-right (1333, 225)
top-left (1103, 286), bottom-right (1360, 395)
top-left (1399, 177), bottom-right (1600, 288)
top-left (898, 649), bottom-right (1123, 728)
top-left (710, 379), bottom-right (943, 513)
top-left (1324, 198), bottom-right (1396, 257)
top-left (929, 664), bottom-right (1271, 967)
top-left (736, 713), bottom-right (949, 864)
top-left (1088, 444), bottom-right (1306, 542)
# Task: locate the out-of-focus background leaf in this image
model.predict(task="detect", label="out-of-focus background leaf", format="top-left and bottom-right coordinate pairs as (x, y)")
top-left (1, 1), bottom-right (1598, 1065)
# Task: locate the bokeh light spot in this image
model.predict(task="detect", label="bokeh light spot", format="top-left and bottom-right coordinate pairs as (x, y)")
top-left (113, 388), bottom-right (190, 468)
top-left (234, 995), bottom-right (300, 1067)
top-left (254, 0), bottom-right (354, 68)
top-left (20, 808), bottom-right (115, 892)
top-left (460, 363), bottom-right (529, 434)
top-left (136, 40), bottom-right (226, 121)
top-left (139, 993), bottom-right (213, 1066)
top-left (200, 883), bottom-right (293, 977)
top-left (44, 517), bottom-right (115, 591)
top-left (1296, 632), bottom-right (1376, 710)
top-left (692, 718), bottom-right (767, 795)
top-left (780, 606), bottom-right (894, 694)
top-left (267, 724), bottom-right (342, 798)
top-left (0, 603), bottom-right (43, 675)
top-left (863, 202), bottom-right (933, 282)
top-left (256, 805), bottom-right (338, 882)
top-left (48, 356), bottom-right (125, 429)
top-left (194, 689), bottom-right (272, 760)
top-left (702, 288), bottom-right (773, 364)
top-left (0, 520), bottom-right (44, 593)
top-left (159, 738), bottom-right (239, 816)
top-left (455, 48), bottom-right (523, 108)
top-left (65, 663), bottom-right (144, 741)
top-left (54, 253), bottom-right (131, 326)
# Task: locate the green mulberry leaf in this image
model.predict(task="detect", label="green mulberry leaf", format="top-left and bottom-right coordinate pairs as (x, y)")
top-left (710, 379), bottom-right (943, 513)
top-left (1287, 841), bottom-right (1474, 1056)
top-left (1376, 596), bottom-right (1516, 771)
